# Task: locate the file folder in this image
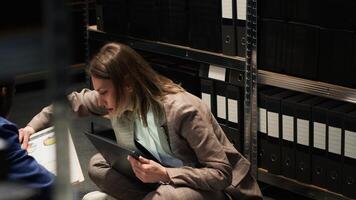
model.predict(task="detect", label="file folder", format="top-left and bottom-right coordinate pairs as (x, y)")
top-left (258, 87), bottom-right (284, 170)
top-left (226, 84), bottom-right (242, 128)
top-left (220, 123), bottom-right (242, 152)
top-left (96, 0), bottom-right (129, 35)
top-left (221, 0), bottom-right (237, 55)
top-left (343, 110), bottom-right (356, 199)
top-left (129, 0), bottom-right (159, 41)
top-left (215, 81), bottom-right (228, 124)
top-left (311, 100), bottom-right (342, 188)
top-left (189, 0), bottom-right (222, 53)
top-left (293, 95), bottom-right (323, 184)
top-left (199, 64), bottom-right (216, 116)
top-left (280, 94), bottom-right (311, 179)
top-left (317, 29), bottom-right (354, 88)
top-left (326, 103), bottom-right (356, 193)
top-left (265, 90), bottom-right (296, 175)
top-left (159, 0), bottom-right (188, 46)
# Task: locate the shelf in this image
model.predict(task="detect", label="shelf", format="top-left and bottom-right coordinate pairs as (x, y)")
top-left (258, 168), bottom-right (352, 200)
top-left (0, 30), bottom-right (46, 78)
top-left (258, 70), bottom-right (356, 104)
top-left (87, 25), bottom-right (246, 71)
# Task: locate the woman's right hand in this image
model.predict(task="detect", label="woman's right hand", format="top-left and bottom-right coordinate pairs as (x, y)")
top-left (18, 126), bottom-right (35, 149)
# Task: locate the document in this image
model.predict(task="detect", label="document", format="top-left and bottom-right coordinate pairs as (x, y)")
top-left (28, 127), bottom-right (84, 184)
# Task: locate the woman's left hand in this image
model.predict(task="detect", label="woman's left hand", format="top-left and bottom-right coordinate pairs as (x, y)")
top-left (127, 155), bottom-right (171, 183)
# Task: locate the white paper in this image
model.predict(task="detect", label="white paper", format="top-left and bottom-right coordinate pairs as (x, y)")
top-left (297, 119), bottom-right (309, 146)
top-left (208, 65), bottom-right (226, 81)
top-left (328, 126), bottom-right (342, 155)
top-left (345, 130), bottom-right (356, 159)
top-left (217, 95), bottom-right (227, 119)
top-left (282, 115), bottom-right (294, 142)
top-left (28, 127), bottom-right (84, 184)
top-left (267, 111), bottom-right (279, 138)
top-left (313, 122), bottom-right (326, 150)
top-left (258, 108), bottom-right (267, 134)
top-left (222, 0), bottom-right (233, 19)
top-left (201, 93), bottom-right (211, 110)
top-left (228, 98), bottom-right (238, 123)
top-left (237, 0), bottom-right (246, 20)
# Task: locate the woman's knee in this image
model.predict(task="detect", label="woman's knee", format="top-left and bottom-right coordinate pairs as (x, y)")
top-left (88, 153), bottom-right (109, 187)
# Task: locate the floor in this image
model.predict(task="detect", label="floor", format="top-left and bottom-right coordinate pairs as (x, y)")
top-left (8, 78), bottom-right (312, 200)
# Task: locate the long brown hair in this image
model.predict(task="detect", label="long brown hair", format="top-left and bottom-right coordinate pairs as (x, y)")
top-left (88, 42), bottom-right (184, 126)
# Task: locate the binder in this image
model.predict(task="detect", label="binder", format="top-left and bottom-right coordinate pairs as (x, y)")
top-left (259, 0), bottom-right (285, 20)
top-left (286, 0), bottom-right (320, 25)
top-left (189, 0), bottom-right (222, 53)
top-left (228, 69), bottom-right (244, 87)
top-left (159, 0), bottom-right (188, 46)
top-left (221, 0), bottom-right (237, 55)
top-left (96, 0), bottom-right (129, 35)
top-left (129, 0), bottom-right (159, 41)
top-left (280, 94), bottom-right (311, 179)
top-left (317, 29), bottom-right (354, 88)
top-left (293, 95), bottom-right (324, 184)
top-left (215, 81), bottom-right (228, 124)
top-left (320, 0), bottom-right (355, 31)
top-left (236, 20), bottom-right (246, 58)
top-left (220, 123), bottom-right (242, 152)
top-left (258, 19), bottom-right (286, 73)
top-left (199, 64), bottom-right (216, 116)
top-left (226, 84), bottom-right (242, 128)
top-left (258, 87), bottom-right (284, 170)
top-left (343, 110), bottom-right (356, 199)
top-left (326, 103), bottom-right (356, 193)
top-left (285, 22), bottom-right (318, 80)
top-left (265, 90), bottom-right (296, 175)
top-left (311, 100), bottom-right (342, 188)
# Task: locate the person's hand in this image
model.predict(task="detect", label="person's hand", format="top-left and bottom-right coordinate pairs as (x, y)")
top-left (18, 126), bottom-right (35, 149)
top-left (127, 155), bottom-right (170, 184)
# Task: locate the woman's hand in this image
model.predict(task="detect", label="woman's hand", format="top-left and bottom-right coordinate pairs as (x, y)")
top-left (18, 126), bottom-right (35, 149)
top-left (127, 155), bottom-right (171, 184)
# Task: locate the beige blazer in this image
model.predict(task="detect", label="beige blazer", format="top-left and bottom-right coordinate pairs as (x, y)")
top-left (28, 89), bottom-right (262, 199)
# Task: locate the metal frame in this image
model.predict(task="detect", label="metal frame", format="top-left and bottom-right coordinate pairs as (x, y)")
top-left (244, 0), bottom-right (258, 176)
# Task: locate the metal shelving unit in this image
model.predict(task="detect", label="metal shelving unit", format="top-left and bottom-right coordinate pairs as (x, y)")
top-left (87, 26), bottom-right (246, 72)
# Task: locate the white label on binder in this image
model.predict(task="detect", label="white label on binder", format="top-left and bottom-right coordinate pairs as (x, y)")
top-left (228, 98), bottom-right (238, 123)
top-left (208, 65), bottom-right (226, 81)
top-left (237, 0), bottom-right (246, 20)
top-left (313, 122), bottom-right (326, 150)
top-left (222, 0), bottom-right (233, 19)
top-left (328, 126), bottom-right (342, 155)
top-left (297, 119), bottom-right (309, 146)
top-left (201, 93), bottom-right (211, 110)
top-left (267, 111), bottom-right (279, 138)
top-left (217, 95), bottom-right (226, 119)
top-left (282, 115), bottom-right (294, 142)
top-left (345, 130), bottom-right (356, 159)
top-left (258, 108), bottom-right (267, 134)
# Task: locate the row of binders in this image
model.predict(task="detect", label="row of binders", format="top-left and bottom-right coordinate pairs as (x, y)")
top-left (258, 87), bottom-right (356, 199)
top-left (95, 0), bottom-right (246, 56)
top-left (259, 0), bottom-right (356, 32)
top-left (258, 19), bottom-right (356, 88)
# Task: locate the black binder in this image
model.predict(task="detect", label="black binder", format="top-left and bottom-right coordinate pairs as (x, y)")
top-left (311, 100), bottom-right (342, 188)
top-left (199, 64), bottom-right (216, 116)
top-left (265, 90), bottom-right (296, 175)
top-left (221, 0), bottom-right (237, 56)
top-left (96, 0), bottom-right (129, 35)
top-left (236, 20), bottom-right (246, 58)
top-left (320, 0), bottom-right (355, 31)
top-left (226, 84), bottom-right (242, 128)
top-left (280, 94), bottom-right (311, 179)
top-left (285, 0), bottom-right (320, 25)
top-left (189, 0), bottom-right (222, 53)
top-left (215, 81), bottom-right (228, 124)
top-left (326, 103), bottom-right (356, 193)
top-left (259, 0), bottom-right (285, 20)
top-left (159, 0), bottom-right (188, 46)
top-left (343, 110), bottom-right (356, 199)
top-left (129, 0), bottom-right (159, 41)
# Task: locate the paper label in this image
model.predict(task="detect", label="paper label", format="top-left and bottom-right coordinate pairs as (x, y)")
top-left (267, 111), bottom-right (279, 138)
top-left (258, 108), bottom-right (267, 134)
top-left (217, 95), bottom-right (227, 119)
top-left (237, 0), bottom-right (246, 20)
top-left (222, 0), bottom-right (233, 19)
top-left (313, 122), bottom-right (326, 150)
top-left (208, 65), bottom-right (226, 81)
top-left (201, 93), bottom-right (211, 110)
top-left (345, 130), bottom-right (356, 159)
top-left (282, 115), bottom-right (294, 142)
top-left (228, 98), bottom-right (238, 123)
top-left (297, 119), bottom-right (310, 146)
top-left (328, 126), bottom-right (342, 155)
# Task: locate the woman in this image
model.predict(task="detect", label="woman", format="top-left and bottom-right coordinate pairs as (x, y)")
top-left (20, 43), bottom-right (262, 200)
top-left (0, 78), bottom-right (54, 199)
